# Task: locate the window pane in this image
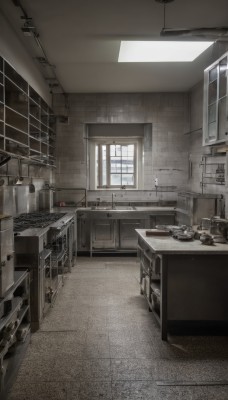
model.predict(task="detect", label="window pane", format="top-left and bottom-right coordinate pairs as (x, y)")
top-left (219, 58), bottom-right (227, 99)
top-left (110, 174), bottom-right (121, 185)
top-left (102, 145), bottom-right (107, 185)
top-left (127, 144), bottom-right (134, 156)
top-left (208, 103), bottom-right (216, 124)
top-left (218, 97), bottom-right (227, 140)
top-left (111, 157), bottom-right (121, 173)
top-left (122, 158), bottom-right (134, 173)
top-left (122, 145), bottom-right (128, 156)
top-left (209, 66), bottom-right (217, 83)
top-left (208, 81), bottom-right (217, 104)
top-left (208, 121), bottom-right (217, 141)
top-left (122, 174), bottom-right (134, 186)
top-left (96, 145), bottom-right (99, 185)
top-left (110, 144), bottom-right (121, 157)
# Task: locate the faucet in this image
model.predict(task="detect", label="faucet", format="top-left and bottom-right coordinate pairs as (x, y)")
top-left (111, 193), bottom-right (115, 209)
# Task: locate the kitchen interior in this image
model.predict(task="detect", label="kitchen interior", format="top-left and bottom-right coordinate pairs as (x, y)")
top-left (0, 0), bottom-right (228, 399)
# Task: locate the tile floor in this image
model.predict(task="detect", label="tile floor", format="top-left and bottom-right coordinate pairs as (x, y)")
top-left (7, 257), bottom-right (228, 399)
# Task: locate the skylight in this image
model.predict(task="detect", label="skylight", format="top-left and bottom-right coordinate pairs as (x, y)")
top-left (118, 41), bottom-right (213, 62)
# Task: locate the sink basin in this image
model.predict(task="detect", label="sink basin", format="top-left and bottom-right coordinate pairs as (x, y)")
top-left (134, 207), bottom-right (155, 211)
top-left (114, 206), bottom-right (135, 210)
top-left (91, 206), bottom-right (112, 210)
top-left (91, 206), bottom-right (135, 211)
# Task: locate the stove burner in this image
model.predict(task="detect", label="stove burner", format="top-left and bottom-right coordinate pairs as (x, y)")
top-left (14, 212), bottom-right (66, 233)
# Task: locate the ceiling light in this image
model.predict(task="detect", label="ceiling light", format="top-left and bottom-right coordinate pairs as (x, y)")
top-left (118, 41), bottom-right (213, 62)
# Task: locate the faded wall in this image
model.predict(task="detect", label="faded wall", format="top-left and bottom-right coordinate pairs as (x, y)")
top-left (54, 92), bottom-right (190, 204)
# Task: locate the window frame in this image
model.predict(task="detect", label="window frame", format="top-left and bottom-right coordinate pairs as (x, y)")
top-left (96, 140), bottom-right (138, 189)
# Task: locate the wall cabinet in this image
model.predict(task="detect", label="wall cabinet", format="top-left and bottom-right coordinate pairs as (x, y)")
top-left (203, 51), bottom-right (228, 146)
top-left (0, 55), bottom-right (55, 165)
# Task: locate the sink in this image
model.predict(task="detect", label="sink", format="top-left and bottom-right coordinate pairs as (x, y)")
top-left (91, 206), bottom-right (135, 211)
top-left (114, 206), bottom-right (135, 210)
top-left (91, 206), bottom-right (112, 210)
top-left (134, 207), bottom-right (155, 211)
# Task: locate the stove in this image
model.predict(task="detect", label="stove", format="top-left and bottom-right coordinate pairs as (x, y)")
top-left (14, 212), bottom-right (66, 233)
top-left (13, 211), bottom-right (75, 332)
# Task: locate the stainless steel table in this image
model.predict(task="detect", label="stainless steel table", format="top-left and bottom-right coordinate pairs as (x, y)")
top-left (136, 229), bottom-right (228, 340)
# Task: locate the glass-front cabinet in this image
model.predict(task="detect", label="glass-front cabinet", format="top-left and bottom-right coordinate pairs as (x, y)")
top-left (203, 52), bottom-right (228, 146)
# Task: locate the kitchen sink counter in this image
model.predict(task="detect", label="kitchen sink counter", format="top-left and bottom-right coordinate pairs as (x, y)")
top-left (77, 207), bottom-right (176, 255)
top-left (77, 206), bottom-right (176, 213)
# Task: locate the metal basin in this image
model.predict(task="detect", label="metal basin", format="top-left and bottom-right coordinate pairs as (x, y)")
top-left (114, 206), bottom-right (135, 210)
top-left (91, 206), bottom-right (112, 210)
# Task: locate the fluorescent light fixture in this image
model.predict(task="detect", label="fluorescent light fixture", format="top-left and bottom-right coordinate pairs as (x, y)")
top-left (118, 41), bottom-right (213, 62)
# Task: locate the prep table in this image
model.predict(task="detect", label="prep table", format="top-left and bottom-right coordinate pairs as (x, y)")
top-left (136, 229), bottom-right (228, 340)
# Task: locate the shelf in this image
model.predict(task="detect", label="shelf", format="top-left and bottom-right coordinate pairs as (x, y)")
top-left (0, 122), bottom-right (3, 136)
top-left (5, 109), bottom-right (28, 134)
top-left (4, 62), bottom-right (28, 93)
top-left (0, 270), bottom-right (30, 398)
top-left (29, 87), bottom-right (40, 105)
top-left (5, 125), bottom-right (28, 145)
top-left (29, 116), bottom-right (40, 129)
top-left (0, 56), bottom-right (56, 166)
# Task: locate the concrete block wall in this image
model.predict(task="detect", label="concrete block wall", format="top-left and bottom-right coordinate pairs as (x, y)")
top-left (54, 92), bottom-right (190, 204)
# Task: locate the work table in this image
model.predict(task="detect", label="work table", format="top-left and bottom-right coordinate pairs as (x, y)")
top-left (136, 229), bottom-right (228, 341)
top-left (136, 229), bottom-right (228, 254)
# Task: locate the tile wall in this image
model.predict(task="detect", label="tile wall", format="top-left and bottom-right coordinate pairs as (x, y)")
top-left (54, 93), bottom-right (190, 204)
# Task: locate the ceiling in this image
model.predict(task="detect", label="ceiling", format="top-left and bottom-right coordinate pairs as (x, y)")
top-left (0, 0), bottom-right (228, 93)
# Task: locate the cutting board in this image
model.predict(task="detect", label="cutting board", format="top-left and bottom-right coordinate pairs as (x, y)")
top-left (146, 229), bottom-right (170, 237)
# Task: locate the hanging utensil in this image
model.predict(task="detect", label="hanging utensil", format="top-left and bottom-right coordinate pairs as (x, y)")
top-left (15, 159), bottom-right (24, 185)
top-left (29, 177), bottom-right (35, 193)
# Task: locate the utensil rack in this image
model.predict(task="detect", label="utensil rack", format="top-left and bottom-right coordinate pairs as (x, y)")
top-left (200, 155), bottom-right (225, 194)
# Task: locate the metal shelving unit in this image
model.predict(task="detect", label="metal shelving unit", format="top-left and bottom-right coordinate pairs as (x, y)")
top-left (0, 55), bottom-right (56, 167)
top-left (200, 155), bottom-right (225, 193)
top-left (0, 271), bottom-right (30, 399)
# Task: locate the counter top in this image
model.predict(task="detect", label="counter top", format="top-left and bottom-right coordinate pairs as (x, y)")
top-left (15, 212), bottom-right (75, 237)
top-left (136, 229), bottom-right (228, 254)
top-left (76, 206), bottom-right (176, 213)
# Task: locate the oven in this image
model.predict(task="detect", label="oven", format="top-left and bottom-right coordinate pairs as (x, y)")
top-left (0, 215), bottom-right (14, 298)
top-left (13, 212), bottom-right (75, 331)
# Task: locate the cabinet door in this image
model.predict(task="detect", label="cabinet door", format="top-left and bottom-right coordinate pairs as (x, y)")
top-left (119, 219), bottom-right (143, 249)
top-left (77, 218), bottom-right (90, 251)
top-left (92, 220), bottom-right (116, 249)
top-left (203, 53), bottom-right (228, 145)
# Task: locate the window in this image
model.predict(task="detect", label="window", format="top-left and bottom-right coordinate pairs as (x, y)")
top-left (96, 142), bottom-right (136, 188)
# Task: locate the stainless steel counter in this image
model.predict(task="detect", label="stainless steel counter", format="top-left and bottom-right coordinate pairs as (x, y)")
top-left (77, 207), bottom-right (176, 256)
top-left (136, 229), bottom-right (228, 341)
top-left (136, 229), bottom-right (228, 254)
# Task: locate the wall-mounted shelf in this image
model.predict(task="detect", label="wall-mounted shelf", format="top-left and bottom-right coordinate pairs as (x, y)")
top-left (0, 55), bottom-right (56, 167)
top-left (200, 155), bottom-right (225, 192)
